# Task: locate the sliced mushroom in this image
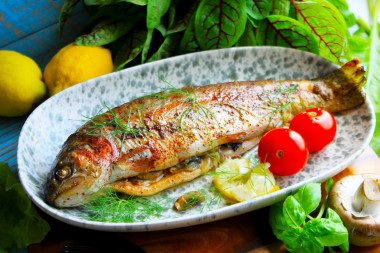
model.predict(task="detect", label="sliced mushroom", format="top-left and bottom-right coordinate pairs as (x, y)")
top-left (329, 174), bottom-right (380, 246)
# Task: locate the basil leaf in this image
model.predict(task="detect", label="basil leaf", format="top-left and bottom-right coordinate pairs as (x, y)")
top-left (114, 29), bottom-right (147, 71)
top-left (147, 0), bottom-right (171, 29)
top-left (269, 202), bottom-right (288, 234)
top-left (179, 14), bottom-right (200, 54)
top-left (324, 178), bottom-right (334, 195)
top-left (292, 0), bottom-right (346, 64)
top-left (304, 218), bottom-right (348, 247)
top-left (283, 196), bottom-right (305, 227)
top-left (296, 233), bottom-right (324, 253)
top-left (325, 208), bottom-right (349, 252)
top-left (59, 0), bottom-right (80, 35)
top-left (75, 19), bottom-right (135, 46)
top-left (371, 112), bottom-right (380, 156)
top-left (246, 0), bottom-right (272, 20)
top-left (148, 33), bottom-right (182, 62)
top-left (281, 227), bottom-right (303, 251)
top-left (194, 0), bottom-right (247, 49)
top-left (257, 15), bottom-right (319, 54)
top-left (293, 182), bottom-right (321, 215)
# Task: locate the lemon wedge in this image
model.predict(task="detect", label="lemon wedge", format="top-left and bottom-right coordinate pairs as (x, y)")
top-left (213, 158), bottom-right (279, 202)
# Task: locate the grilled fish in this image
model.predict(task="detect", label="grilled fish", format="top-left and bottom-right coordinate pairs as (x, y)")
top-left (45, 59), bottom-right (366, 208)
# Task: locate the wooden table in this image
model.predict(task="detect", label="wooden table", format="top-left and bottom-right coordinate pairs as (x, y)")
top-left (27, 147), bottom-right (380, 253)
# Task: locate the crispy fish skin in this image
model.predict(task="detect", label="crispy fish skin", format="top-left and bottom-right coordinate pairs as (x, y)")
top-left (45, 59), bottom-right (366, 208)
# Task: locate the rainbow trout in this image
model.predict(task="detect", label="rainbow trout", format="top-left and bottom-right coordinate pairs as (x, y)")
top-left (45, 59), bottom-right (365, 207)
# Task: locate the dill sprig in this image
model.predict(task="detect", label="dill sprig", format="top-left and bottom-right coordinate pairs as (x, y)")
top-left (84, 102), bottom-right (145, 138)
top-left (82, 190), bottom-right (174, 223)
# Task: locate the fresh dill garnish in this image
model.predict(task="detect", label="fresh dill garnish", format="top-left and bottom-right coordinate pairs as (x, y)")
top-left (82, 190), bottom-right (174, 223)
top-left (84, 102), bottom-right (145, 138)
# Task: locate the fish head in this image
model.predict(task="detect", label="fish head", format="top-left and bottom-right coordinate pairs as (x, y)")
top-left (45, 133), bottom-right (116, 208)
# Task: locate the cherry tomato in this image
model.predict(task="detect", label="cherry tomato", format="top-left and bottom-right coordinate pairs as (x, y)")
top-left (258, 128), bottom-right (309, 176)
top-left (289, 107), bottom-right (336, 153)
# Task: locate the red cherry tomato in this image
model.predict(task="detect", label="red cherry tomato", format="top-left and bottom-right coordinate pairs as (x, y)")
top-left (289, 107), bottom-right (336, 153)
top-left (258, 128), bottom-right (309, 176)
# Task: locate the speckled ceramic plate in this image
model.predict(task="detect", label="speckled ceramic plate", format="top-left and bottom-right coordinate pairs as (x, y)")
top-left (18, 47), bottom-right (375, 232)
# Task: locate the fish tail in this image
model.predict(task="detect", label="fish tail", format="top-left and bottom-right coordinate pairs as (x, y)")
top-left (312, 59), bottom-right (366, 112)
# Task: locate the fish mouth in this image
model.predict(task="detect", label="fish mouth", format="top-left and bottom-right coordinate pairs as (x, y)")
top-left (45, 175), bottom-right (87, 208)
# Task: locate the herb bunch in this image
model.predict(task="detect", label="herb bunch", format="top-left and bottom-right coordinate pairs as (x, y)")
top-left (269, 179), bottom-right (349, 252)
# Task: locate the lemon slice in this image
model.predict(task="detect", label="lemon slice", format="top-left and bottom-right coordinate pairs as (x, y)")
top-left (213, 158), bottom-right (279, 202)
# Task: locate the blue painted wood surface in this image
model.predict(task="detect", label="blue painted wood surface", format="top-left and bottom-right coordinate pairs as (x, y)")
top-left (0, 0), bottom-right (88, 172)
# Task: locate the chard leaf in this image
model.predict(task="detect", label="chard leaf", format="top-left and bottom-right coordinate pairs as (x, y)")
top-left (246, 0), bottom-right (272, 20)
top-left (293, 182), bottom-right (321, 215)
top-left (114, 29), bottom-right (147, 71)
top-left (59, 0), bottom-right (80, 35)
top-left (75, 19), bottom-right (135, 46)
top-left (271, 0), bottom-right (291, 15)
top-left (167, 0), bottom-right (200, 35)
top-left (236, 21), bottom-right (256, 46)
top-left (291, 0), bottom-right (346, 64)
top-left (141, 28), bottom-right (154, 63)
top-left (179, 14), bottom-right (200, 54)
top-left (304, 218), bottom-right (348, 247)
top-left (257, 15), bottom-right (319, 54)
top-left (283, 196), bottom-right (305, 227)
top-left (148, 33), bottom-right (182, 62)
top-left (327, 0), bottom-right (356, 27)
top-left (147, 0), bottom-right (171, 29)
top-left (0, 163), bottom-right (50, 251)
top-left (194, 0), bottom-right (247, 49)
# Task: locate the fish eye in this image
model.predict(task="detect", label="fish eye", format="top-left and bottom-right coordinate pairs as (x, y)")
top-left (55, 167), bottom-right (72, 180)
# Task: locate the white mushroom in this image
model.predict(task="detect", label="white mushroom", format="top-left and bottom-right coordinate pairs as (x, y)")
top-left (329, 174), bottom-right (380, 246)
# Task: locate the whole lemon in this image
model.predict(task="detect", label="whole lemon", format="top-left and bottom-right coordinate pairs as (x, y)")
top-left (0, 51), bottom-right (47, 117)
top-left (43, 43), bottom-right (113, 96)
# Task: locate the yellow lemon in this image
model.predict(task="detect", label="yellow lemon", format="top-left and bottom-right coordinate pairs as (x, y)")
top-left (43, 43), bottom-right (113, 96)
top-left (0, 50), bottom-right (47, 117)
top-left (213, 158), bottom-right (279, 202)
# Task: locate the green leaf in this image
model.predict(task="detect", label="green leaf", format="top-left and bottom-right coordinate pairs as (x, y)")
top-left (124, 0), bottom-right (148, 5)
top-left (304, 218), bottom-right (348, 247)
top-left (257, 15), bottom-right (319, 54)
top-left (147, 0), bottom-right (172, 29)
top-left (296, 234), bottom-right (324, 253)
top-left (75, 19), bottom-right (135, 46)
top-left (324, 178), bottom-right (334, 195)
top-left (246, 0), bottom-right (272, 20)
top-left (236, 21), bottom-right (256, 46)
top-left (59, 0), bottom-right (80, 35)
top-left (114, 29), bottom-right (147, 71)
top-left (179, 14), bottom-right (200, 54)
top-left (281, 227), bottom-right (303, 251)
top-left (366, 1), bottom-right (380, 157)
top-left (325, 208), bottom-right (349, 252)
top-left (293, 182), bottom-right (321, 215)
top-left (148, 33), bottom-right (182, 62)
top-left (283, 196), bottom-right (306, 227)
top-left (194, 0), bottom-right (248, 49)
top-left (167, 0), bottom-right (200, 35)
top-left (291, 0), bottom-right (347, 64)
top-left (141, 28), bottom-right (154, 63)
top-left (269, 202), bottom-right (288, 235)
top-left (327, 0), bottom-right (356, 27)
top-left (0, 163), bottom-right (50, 250)
top-left (271, 0), bottom-right (291, 15)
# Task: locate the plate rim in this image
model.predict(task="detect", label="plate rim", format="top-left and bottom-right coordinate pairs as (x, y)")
top-left (17, 46), bottom-right (376, 232)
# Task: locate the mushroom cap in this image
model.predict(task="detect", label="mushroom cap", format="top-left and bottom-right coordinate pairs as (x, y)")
top-left (329, 174), bottom-right (380, 247)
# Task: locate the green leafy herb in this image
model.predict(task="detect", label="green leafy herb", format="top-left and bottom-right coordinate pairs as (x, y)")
top-left (269, 179), bottom-right (349, 252)
top-left (0, 163), bottom-right (50, 251)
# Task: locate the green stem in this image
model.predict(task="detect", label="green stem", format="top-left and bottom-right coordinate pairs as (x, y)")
top-left (357, 17), bottom-right (371, 34)
top-left (368, 0), bottom-right (375, 18)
